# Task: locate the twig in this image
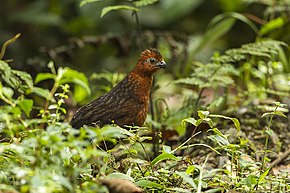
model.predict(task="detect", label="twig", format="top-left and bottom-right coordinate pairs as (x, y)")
top-left (270, 146), bottom-right (290, 167)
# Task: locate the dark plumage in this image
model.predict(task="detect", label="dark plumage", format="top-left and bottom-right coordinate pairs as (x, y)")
top-left (70, 48), bottom-right (166, 129)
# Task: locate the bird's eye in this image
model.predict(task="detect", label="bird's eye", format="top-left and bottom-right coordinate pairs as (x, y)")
top-left (149, 58), bottom-right (157, 63)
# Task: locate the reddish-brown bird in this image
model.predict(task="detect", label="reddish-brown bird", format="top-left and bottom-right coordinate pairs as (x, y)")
top-left (70, 48), bottom-right (166, 129)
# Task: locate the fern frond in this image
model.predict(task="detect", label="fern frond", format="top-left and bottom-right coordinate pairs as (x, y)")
top-left (212, 40), bottom-right (287, 65)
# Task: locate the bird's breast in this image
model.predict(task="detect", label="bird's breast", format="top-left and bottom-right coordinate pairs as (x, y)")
top-left (128, 73), bottom-right (152, 104)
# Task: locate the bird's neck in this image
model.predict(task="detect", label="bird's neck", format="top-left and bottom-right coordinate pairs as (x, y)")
top-left (128, 72), bottom-right (153, 103)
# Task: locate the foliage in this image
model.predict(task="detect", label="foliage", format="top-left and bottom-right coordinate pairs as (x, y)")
top-left (1, 0), bottom-right (290, 192)
top-left (80, 0), bottom-right (159, 17)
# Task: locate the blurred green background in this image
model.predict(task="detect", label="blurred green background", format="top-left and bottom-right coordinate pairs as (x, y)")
top-left (1, 0), bottom-right (289, 105)
top-left (2, 0), bottom-right (282, 73)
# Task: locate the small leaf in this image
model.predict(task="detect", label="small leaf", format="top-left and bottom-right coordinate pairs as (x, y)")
top-left (18, 99), bottom-right (33, 117)
top-left (198, 110), bottom-right (210, 119)
top-left (151, 152), bottom-right (179, 165)
top-left (162, 145), bottom-right (172, 153)
top-left (12, 70), bottom-right (33, 89)
top-left (175, 171), bottom-right (197, 189)
top-left (209, 114), bottom-right (240, 131)
top-left (106, 173), bottom-right (134, 181)
top-left (135, 180), bottom-right (163, 189)
top-left (2, 86), bottom-right (14, 99)
top-left (101, 5), bottom-right (139, 17)
top-left (186, 165), bottom-right (195, 174)
top-left (273, 111), bottom-right (287, 118)
top-left (257, 167), bottom-right (271, 184)
top-left (182, 117), bottom-right (197, 127)
top-left (32, 87), bottom-right (54, 102)
top-left (265, 128), bottom-right (273, 135)
top-left (260, 17), bottom-right (285, 36)
top-left (261, 112), bottom-right (273, 118)
top-left (133, 0), bottom-right (159, 7)
top-left (80, 0), bottom-right (102, 7)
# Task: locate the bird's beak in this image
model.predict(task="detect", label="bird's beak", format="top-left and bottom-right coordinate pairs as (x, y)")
top-left (156, 60), bottom-right (167, 68)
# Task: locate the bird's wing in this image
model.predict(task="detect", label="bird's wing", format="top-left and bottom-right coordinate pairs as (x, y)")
top-left (70, 76), bottom-right (142, 128)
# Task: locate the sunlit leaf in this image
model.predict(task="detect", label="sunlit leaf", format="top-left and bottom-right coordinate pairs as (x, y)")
top-left (79, 0), bottom-right (102, 7)
top-left (257, 167), bottom-right (271, 184)
top-left (260, 17), bottom-right (285, 35)
top-left (133, 0), bottom-right (159, 7)
top-left (209, 114), bottom-right (241, 131)
top-left (35, 73), bottom-right (55, 84)
top-left (151, 152), bottom-right (179, 165)
top-left (101, 5), bottom-right (139, 17)
top-left (182, 117), bottom-right (197, 127)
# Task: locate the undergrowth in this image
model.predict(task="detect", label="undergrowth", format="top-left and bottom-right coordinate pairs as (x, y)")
top-left (1, 1), bottom-right (290, 192)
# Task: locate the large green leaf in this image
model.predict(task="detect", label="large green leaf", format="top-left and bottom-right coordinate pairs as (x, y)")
top-left (34, 73), bottom-right (56, 84)
top-left (59, 67), bottom-right (90, 102)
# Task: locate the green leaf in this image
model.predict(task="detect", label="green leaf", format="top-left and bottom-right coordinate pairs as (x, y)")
top-left (175, 171), bottom-right (197, 189)
top-left (18, 99), bottom-right (33, 117)
top-left (198, 110), bottom-right (210, 119)
top-left (208, 134), bottom-right (230, 146)
top-left (133, 0), bottom-right (159, 7)
top-left (32, 87), bottom-right (54, 102)
top-left (208, 12), bottom-right (258, 34)
top-left (194, 17), bottom-right (236, 53)
top-left (257, 167), bottom-right (271, 184)
top-left (182, 117), bottom-right (197, 127)
top-left (106, 173), bottom-right (134, 181)
top-left (151, 152), bottom-right (179, 165)
top-left (79, 0), bottom-right (102, 7)
top-left (262, 111), bottom-right (287, 118)
top-left (209, 114), bottom-right (241, 131)
top-left (12, 70), bottom-right (33, 89)
top-left (0, 60), bottom-right (19, 89)
top-left (186, 165), bottom-right (195, 174)
top-left (273, 111), bottom-right (287, 118)
top-left (135, 179), bottom-right (163, 189)
top-left (101, 5), bottom-right (139, 17)
top-left (35, 73), bottom-right (56, 84)
top-left (260, 17), bottom-right (285, 36)
top-left (162, 145), bottom-right (172, 153)
top-left (59, 67), bottom-right (90, 102)
top-left (2, 86), bottom-right (14, 99)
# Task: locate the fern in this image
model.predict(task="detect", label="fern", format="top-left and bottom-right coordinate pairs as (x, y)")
top-left (0, 60), bottom-right (33, 92)
top-left (212, 40), bottom-right (287, 65)
top-left (175, 62), bottom-right (238, 88)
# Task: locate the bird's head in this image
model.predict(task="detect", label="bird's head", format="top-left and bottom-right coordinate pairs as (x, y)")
top-left (133, 48), bottom-right (167, 76)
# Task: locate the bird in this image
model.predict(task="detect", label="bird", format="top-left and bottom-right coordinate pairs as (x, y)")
top-left (100, 178), bottom-right (143, 193)
top-left (70, 48), bottom-right (166, 129)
